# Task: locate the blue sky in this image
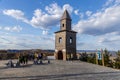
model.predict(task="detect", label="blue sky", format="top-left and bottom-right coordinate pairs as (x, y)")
top-left (0, 0), bottom-right (120, 50)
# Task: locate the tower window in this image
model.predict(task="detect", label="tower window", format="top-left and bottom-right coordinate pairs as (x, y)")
top-left (70, 37), bottom-right (73, 44)
top-left (62, 24), bottom-right (64, 27)
top-left (59, 37), bottom-right (62, 43)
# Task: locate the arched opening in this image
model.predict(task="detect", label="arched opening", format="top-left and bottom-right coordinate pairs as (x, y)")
top-left (58, 51), bottom-right (63, 60)
top-left (70, 37), bottom-right (73, 44)
top-left (59, 37), bottom-right (62, 43)
top-left (62, 24), bottom-right (64, 27)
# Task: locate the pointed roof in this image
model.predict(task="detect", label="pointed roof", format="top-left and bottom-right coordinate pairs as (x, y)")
top-left (61, 10), bottom-right (71, 20)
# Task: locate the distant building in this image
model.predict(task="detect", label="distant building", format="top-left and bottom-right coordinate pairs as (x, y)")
top-left (54, 10), bottom-right (77, 60)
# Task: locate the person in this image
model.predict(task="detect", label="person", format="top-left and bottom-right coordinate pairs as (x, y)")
top-left (38, 53), bottom-right (42, 60)
top-left (7, 59), bottom-right (14, 68)
top-left (34, 53), bottom-right (38, 64)
top-left (19, 54), bottom-right (23, 64)
top-left (48, 60), bottom-right (50, 64)
top-left (34, 53), bottom-right (38, 59)
top-left (28, 53), bottom-right (33, 60)
top-left (41, 53), bottom-right (43, 59)
top-left (34, 58), bottom-right (38, 64)
top-left (24, 54), bottom-right (28, 64)
top-left (16, 61), bottom-right (20, 67)
top-left (67, 54), bottom-right (70, 60)
top-left (23, 55), bottom-right (25, 64)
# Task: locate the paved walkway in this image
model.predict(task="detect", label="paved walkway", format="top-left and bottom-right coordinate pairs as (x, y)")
top-left (0, 60), bottom-right (120, 80)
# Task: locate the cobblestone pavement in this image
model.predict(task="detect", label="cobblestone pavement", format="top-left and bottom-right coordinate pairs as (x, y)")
top-left (0, 60), bottom-right (120, 80)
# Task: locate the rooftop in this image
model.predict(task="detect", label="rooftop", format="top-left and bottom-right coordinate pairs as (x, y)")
top-left (61, 10), bottom-right (71, 20)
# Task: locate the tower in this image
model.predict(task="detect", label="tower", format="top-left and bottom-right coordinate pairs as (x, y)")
top-left (54, 10), bottom-right (77, 60)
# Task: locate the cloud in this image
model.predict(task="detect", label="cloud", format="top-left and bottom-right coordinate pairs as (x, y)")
top-left (98, 32), bottom-right (120, 43)
top-left (0, 35), bottom-right (34, 49)
top-left (11, 25), bottom-right (22, 32)
top-left (104, 0), bottom-right (115, 7)
top-left (74, 9), bottom-right (84, 19)
top-left (73, 0), bottom-right (120, 36)
top-left (42, 30), bottom-right (48, 35)
top-left (86, 11), bottom-right (92, 16)
top-left (0, 27), bottom-right (2, 30)
top-left (103, 0), bottom-right (120, 7)
top-left (74, 9), bottom-right (79, 15)
top-left (3, 9), bottom-right (24, 19)
top-left (74, 0), bottom-right (120, 50)
top-left (3, 3), bottom-right (73, 30)
top-left (96, 31), bottom-right (120, 50)
top-left (63, 4), bottom-right (73, 13)
top-left (45, 3), bottom-right (63, 15)
top-left (30, 8), bottom-right (60, 29)
top-left (0, 25), bottom-right (22, 32)
top-left (3, 9), bottom-right (29, 23)
top-left (30, 3), bottom-right (73, 29)
top-left (76, 33), bottom-right (120, 50)
top-left (77, 42), bottom-right (104, 50)
top-left (0, 33), bottom-right (55, 49)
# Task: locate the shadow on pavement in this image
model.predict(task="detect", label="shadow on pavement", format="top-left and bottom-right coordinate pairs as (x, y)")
top-left (0, 71), bottom-right (120, 79)
top-left (0, 62), bottom-right (51, 70)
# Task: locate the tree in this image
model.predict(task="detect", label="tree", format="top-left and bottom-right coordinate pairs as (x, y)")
top-left (80, 52), bottom-right (88, 62)
top-left (103, 48), bottom-right (111, 66)
top-left (114, 50), bottom-right (120, 69)
top-left (87, 53), bottom-right (96, 64)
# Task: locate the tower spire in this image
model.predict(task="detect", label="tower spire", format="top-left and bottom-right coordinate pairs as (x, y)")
top-left (61, 10), bottom-right (71, 20)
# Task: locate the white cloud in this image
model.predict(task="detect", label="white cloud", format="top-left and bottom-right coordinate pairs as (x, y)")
top-left (3, 3), bottom-right (73, 30)
top-left (86, 11), bottom-right (92, 16)
top-left (76, 31), bottom-right (120, 50)
top-left (0, 35), bottom-right (38, 49)
top-left (104, 0), bottom-right (120, 7)
top-left (73, 2), bottom-right (120, 36)
top-left (3, 9), bottom-right (29, 23)
top-left (74, 9), bottom-right (79, 15)
top-left (104, 0), bottom-right (114, 7)
top-left (45, 3), bottom-right (62, 15)
top-left (4, 27), bottom-right (10, 31)
top-left (0, 27), bottom-right (2, 30)
top-left (0, 33), bottom-right (55, 49)
top-left (30, 8), bottom-right (60, 29)
top-left (63, 4), bottom-right (73, 13)
top-left (1, 25), bottom-right (22, 32)
top-left (30, 3), bottom-right (73, 29)
top-left (98, 32), bottom-right (120, 43)
top-left (74, 9), bottom-right (84, 19)
top-left (115, 0), bottom-right (120, 4)
top-left (1, 3), bottom-right (73, 49)
top-left (42, 30), bottom-right (48, 35)
top-left (3, 1), bottom-right (120, 50)
top-left (3, 9), bottom-right (24, 19)
top-left (96, 32), bottom-right (120, 50)
top-left (73, 0), bottom-right (120, 50)
top-left (11, 25), bottom-right (22, 32)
